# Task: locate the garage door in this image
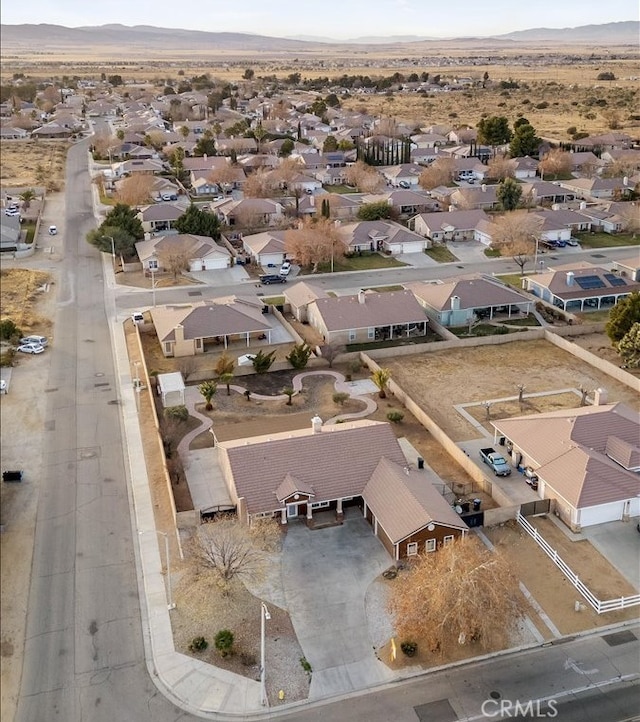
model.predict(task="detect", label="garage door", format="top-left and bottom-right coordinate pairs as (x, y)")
top-left (579, 501), bottom-right (625, 527)
top-left (400, 241), bottom-right (425, 254)
top-left (203, 257), bottom-right (228, 270)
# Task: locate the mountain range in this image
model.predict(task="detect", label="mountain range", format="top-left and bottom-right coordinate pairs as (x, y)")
top-left (1, 21), bottom-right (638, 51)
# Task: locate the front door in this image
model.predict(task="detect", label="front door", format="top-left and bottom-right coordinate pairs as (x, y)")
top-left (286, 504), bottom-right (298, 519)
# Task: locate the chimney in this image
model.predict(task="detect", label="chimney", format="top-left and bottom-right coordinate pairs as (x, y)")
top-left (358, 289), bottom-right (366, 304)
top-left (450, 295), bottom-right (461, 311)
top-left (309, 195), bottom-right (314, 206)
top-left (448, 205), bottom-right (455, 212)
top-left (481, 184), bottom-right (487, 192)
top-left (311, 415), bottom-right (323, 433)
top-left (593, 387), bottom-right (608, 406)
top-left (623, 176), bottom-right (629, 187)
top-left (579, 201), bottom-right (587, 210)
top-left (566, 272), bottom-right (574, 286)
top-left (203, 153), bottom-right (207, 160)
top-left (174, 324), bottom-right (185, 342)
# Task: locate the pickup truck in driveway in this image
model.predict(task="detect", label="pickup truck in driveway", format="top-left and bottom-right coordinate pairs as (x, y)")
top-left (479, 447), bottom-right (512, 476)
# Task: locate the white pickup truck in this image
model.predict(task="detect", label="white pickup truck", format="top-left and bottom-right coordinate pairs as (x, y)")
top-left (479, 447), bottom-right (511, 476)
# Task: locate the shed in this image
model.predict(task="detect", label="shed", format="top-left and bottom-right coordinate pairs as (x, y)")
top-left (157, 372), bottom-right (185, 407)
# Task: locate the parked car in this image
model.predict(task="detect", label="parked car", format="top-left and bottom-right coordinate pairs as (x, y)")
top-left (259, 274), bottom-right (287, 285)
top-left (567, 238), bottom-right (579, 247)
top-left (0, 379), bottom-right (7, 394)
top-left (279, 261), bottom-right (291, 276)
top-left (398, 181), bottom-right (411, 189)
top-left (20, 335), bottom-right (48, 347)
top-left (17, 343), bottom-right (45, 354)
top-left (48, 225), bottom-right (57, 235)
top-left (5, 208), bottom-right (20, 217)
top-left (161, 193), bottom-right (178, 201)
top-left (524, 467), bottom-right (539, 490)
top-left (131, 311), bottom-right (144, 324)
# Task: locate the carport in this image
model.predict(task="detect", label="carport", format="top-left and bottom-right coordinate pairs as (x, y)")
top-left (157, 372), bottom-right (185, 407)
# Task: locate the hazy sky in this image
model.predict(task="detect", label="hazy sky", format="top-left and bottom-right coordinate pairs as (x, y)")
top-left (2, 0), bottom-right (637, 39)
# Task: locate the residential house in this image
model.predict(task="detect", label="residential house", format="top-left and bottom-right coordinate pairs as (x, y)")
top-left (137, 203), bottom-right (185, 235)
top-left (612, 253), bottom-right (640, 281)
top-left (150, 296), bottom-right (272, 357)
top-left (307, 289), bottom-right (428, 344)
top-left (519, 181), bottom-right (576, 206)
top-left (558, 177), bottom-right (634, 201)
top-left (337, 220), bottom-right (431, 255)
top-left (242, 230), bottom-right (289, 267)
top-left (411, 209), bottom-right (489, 242)
top-left (406, 276), bottom-right (532, 327)
top-left (575, 206), bottom-right (625, 234)
top-left (522, 262), bottom-right (640, 312)
top-left (190, 171), bottom-right (220, 196)
top-left (379, 163), bottom-right (424, 188)
top-left (448, 128), bottom-right (477, 145)
top-left (566, 151), bottom-right (604, 173)
top-left (362, 189), bottom-right (438, 218)
top-left (135, 233), bottom-right (231, 273)
top-left (510, 156), bottom-right (539, 180)
top-left (0, 215), bottom-right (22, 251)
top-left (216, 198), bottom-right (285, 230)
top-left (449, 184), bottom-right (500, 211)
top-left (112, 158), bottom-right (165, 178)
top-left (283, 281), bottom-right (330, 322)
top-left (492, 403), bottom-right (640, 530)
top-left (32, 121), bottom-right (74, 139)
top-left (0, 127), bottom-right (28, 140)
top-left (570, 132), bottom-right (632, 152)
top-left (453, 158), bottom-right (489, 181)
top-left (215, 418), bottom-right (468, 558)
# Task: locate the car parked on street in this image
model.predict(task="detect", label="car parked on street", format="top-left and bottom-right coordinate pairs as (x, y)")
top-left (20, 335), bottom-right (48, 347)
top-left (131, 312), bottom-right (144, 324)
top-left (279, 261), bottom-right (291, 276)
top-left (259, 274), bottom-right (287, 285)
top-left (17, 343), bottom-right (45, 354)
top-left (5, 208), bottom-right (20, 217)
top-left (48, 225), bottom-right (57, 235)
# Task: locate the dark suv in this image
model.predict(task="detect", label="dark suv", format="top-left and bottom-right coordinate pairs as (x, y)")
top-left (259, 274), bottom-right (287, 284)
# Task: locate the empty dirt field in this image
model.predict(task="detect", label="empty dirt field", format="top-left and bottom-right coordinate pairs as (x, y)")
top-left (384, 338), bottom-right (640, 442)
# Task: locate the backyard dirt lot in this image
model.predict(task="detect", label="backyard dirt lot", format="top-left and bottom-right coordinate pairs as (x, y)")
top-left (384, 338), bottom-right (640, 442)
top-left (0, 140), bottom-right (69, 189)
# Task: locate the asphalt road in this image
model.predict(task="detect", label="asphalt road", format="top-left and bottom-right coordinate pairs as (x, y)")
top-left (14, 140), bottom-right (639, 722)
top-left (115, 246), bottom-right (637, 313)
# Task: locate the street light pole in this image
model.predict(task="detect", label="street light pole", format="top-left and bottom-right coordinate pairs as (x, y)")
top-left (138, 530), bottom-right (176, 610)
top-left (260, 602), bottom-right (271, 706)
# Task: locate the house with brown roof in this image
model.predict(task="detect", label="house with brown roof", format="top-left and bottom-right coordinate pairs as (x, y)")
top-left (283, 281), bottom-right (330, 322)
top-left (306, 289), bottom-right (428, 344)
top-left (411, 209), bottom-right (489, 241)
top-left (241, 230), bottom-right (288, 267)
top-left (150, 296), bottom-right (272, 357)
top-left (558, 177), bottom-right (635, 201)
top-left (336, 220), bottom-right (431, 255)
top-left (522, 262), bottom-right (640, 312)
top-left (406, 276), bottom-right (532, 327)
top-left (215, 419), bottom-right (467, 559)
top-left (135, 233), bottom-right (231, 273)
top-left (492, 403), bottom-right (640, 530)
top-left (214, 198), bottom-right (284, 230)
top-left (449, 184), bottom-right (500, 211)
top-left (137, 203), bottom-right (185, 235)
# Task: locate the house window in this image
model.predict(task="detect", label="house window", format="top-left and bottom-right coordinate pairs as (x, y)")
top-left (311, 501), bottom-right (330, 509)
top-left (148, 259), bottom-right (158, 270)
top-left (164, 342), bottom-right (172, 354)
top-left (367, 327), bottom-right (375, 339)
top-left (443, 535), bottom-right (454, 546)
top-left (348, 330), bottom-right (356, 341)
top-left (406, 542), bottom-right (418, 556)
top-left (425, 539), bottom-right (436, 552)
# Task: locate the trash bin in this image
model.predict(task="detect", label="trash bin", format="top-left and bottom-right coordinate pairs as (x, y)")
top-left (417, 457), bottom-right (424, 469)
top-left (461, 501), bottom-right (470, 513)
top-left (473, 498), bottom-right (481, 511)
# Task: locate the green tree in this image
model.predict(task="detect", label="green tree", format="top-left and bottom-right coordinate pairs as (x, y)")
top-left (102, 203), bottom-right (144, 238)
top-left (194, 133), bottom-right (217, 157)
top-left (242, 68), bottom-right (255, 80)
top-left (198, 380), bottom-right (218, 411)
top-left (323, 135), bottom-right (338, 153)
top-left (0, 319), bottom-right (21, 341)
top-left (218, 372), bottom-right (234, 395)
top-left (282, 386), bottom-right (295, 405)
top-left (174, 204), bottom-right (221, 240)
top-left (320, 198), bottom-right (330, 218)
top-left (496, 178), bottom-right (523, 211)
top-left (606, 292), bottom-right (640, 345)
top-left (617, 322), bottom-right (640, 368)
top-left (86, 203), bottom-right (144, 258)
top-left (286, 342), bottom-right (312, 369)
top-left (509, 122), bottom-right (539, 157)
top-left (279, 138), bottom-right (294, 157)
top-left (357, 200), bottom-right (394, 221)
top-left (19, 188), bottom-right (36, 211)
top-left (477, 116), bottom-right (512, 151)
top-left (251, 349), bottom-right (276, 374)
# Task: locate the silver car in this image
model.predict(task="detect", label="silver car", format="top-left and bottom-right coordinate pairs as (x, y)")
top-left (17, 343), bottom-right (45, 354)
top-left (20, 335), bottom-right (48, 347)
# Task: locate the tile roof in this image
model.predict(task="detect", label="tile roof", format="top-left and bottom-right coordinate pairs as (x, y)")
top-left (414, 209), bottom-right (489, 232)
top-left (363, 458), bottom-right (468, 543)
top-left (283, 281), bottom-right (329, 307)
top-left (493, 403), bottom-right (640, 509)
top-left (218, 420), bottom-right (407, 515)
top-left (311, 290), bottom-right (427, 332)
top-left (406, 277), bottom-right (530, 311)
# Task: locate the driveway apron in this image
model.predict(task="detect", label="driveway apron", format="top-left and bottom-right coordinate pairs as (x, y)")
top-left (281, 512), bottom-right (396, 699)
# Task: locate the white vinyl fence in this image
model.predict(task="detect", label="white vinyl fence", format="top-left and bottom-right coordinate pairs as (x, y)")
top-left (517, 512), bottom-right (640, 614)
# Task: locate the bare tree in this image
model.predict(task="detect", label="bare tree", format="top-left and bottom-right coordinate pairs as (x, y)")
top-left (418, 157), bottom-right (456, 190)
top-left (284, 218), bottom-right (345, 273)
top-left (344, 161), bottom-right (385, 193)
top-left (116, 174), bottom-right (155, 206)
top-left (517, 384), bottom-right (526, 409)
top-left (482, 400), bottom-right (492, 420)
top-left (490, 211), bottom-right (543, 261)
top-left (207, 162), bottom-right (236, 193)
top-left (191, 515), bottom-right (269, 593)
top-left (388, 536), bottom-right (526, 654)
top-left (242, 168), bottom-right (274, 198)
top-left (177, 356), bottom-right (198, 382)
top-left (157, 248), bottom-right (191, 280)
top-left (538, 149), bottom-right (572, 180)
top-left (579, 386), bottom-right (590, 407)
top-left (320, 342), bottom-right (344, 368)
top-left (616, 202), bottom-right (640, 238)
top-left (270, 157), bottom-right (304, 191)
top-left (487, 154), bottom-right (515, 181)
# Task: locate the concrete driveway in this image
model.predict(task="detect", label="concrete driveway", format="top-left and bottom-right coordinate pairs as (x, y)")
top-left (281, 511), bottom-right (396, 699)
top-left (581, 520), bottom-right (640, 591)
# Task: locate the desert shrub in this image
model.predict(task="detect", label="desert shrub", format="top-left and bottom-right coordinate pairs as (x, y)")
top-left (400, 641), bottom-right (418, 657)
top-left (300, 656), bottom-right (312, 673)
top-left (189, 636), bottom-right (208, 652)
top-left (386, 410), bottom-right (404, 423)
top-left (251, 350), bottom-right (276, 374)
top-left (240, 652), bottom-right (257, 667)
top-left (535, 101), bottom-right (549, 109)
top-left (333, 392), bottom-right (349, 406)
top-left (214, 629), bottom-right (234, 657)
top-left (0, 348), bottom-right (16, 367)
top-left (164, 405), bottom-right (189, 422)
top-left (286, 342), bottom-right (312, 369)
top-left (0, 319), bottom-right (21, 341)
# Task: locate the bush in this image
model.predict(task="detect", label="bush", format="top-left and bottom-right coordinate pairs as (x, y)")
top-left (400, 641), bottom-right (418, 657)
top-left (386, 410), bottom-right (404, 423)
top-left (251, 350), bottom-right (276, 374)
top-left (300, 656), bottom-right (312, 673)
top-left (189, 636), bottom-right (208, 652)
top-left (596, 72), bottom-right (616, 81)
top-left (535, 101), bottom-right (549, 109)
top-left (333, 392), bottom-right (349, 406)
top-left (164, 405), bottom-right (189, 422)
top-left (286, 342), bottom-right (312, 369)
top-left (0, 348), bottom-right (16, 367)
top-left (214, 629), bottom-right (235, 657)
top-left (0, 319), bottom-right (21, 341)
